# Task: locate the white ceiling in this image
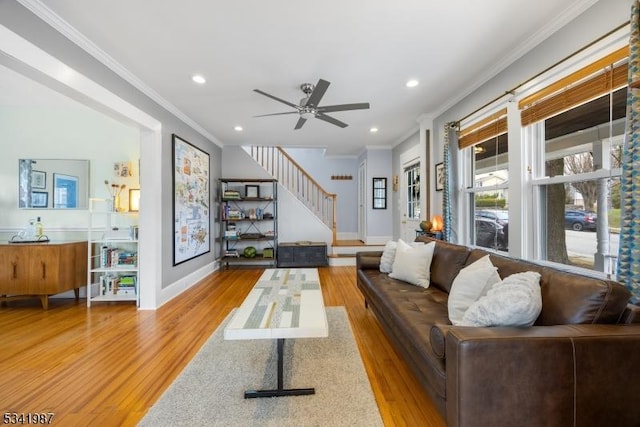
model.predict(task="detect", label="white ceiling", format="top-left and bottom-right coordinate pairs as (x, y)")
top-left (14, 0), bottom-right (597, 155)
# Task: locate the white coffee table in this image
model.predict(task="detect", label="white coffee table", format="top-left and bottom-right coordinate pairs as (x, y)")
top-left (224, 268), bottom-right (328, 398)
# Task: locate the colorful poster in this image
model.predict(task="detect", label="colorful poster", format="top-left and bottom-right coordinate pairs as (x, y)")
top-left (172, 134), bottom-right (210, 265)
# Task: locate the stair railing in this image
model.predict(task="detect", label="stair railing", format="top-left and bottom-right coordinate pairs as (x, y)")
top-left (248, 146), bottom-right (337, 243)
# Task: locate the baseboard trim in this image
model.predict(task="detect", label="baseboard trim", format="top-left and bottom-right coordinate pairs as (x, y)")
top-left (158, 260), bottom-right (220, 307)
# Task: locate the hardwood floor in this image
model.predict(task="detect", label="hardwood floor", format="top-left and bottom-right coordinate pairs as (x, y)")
top-left (0, 267), bottom-right (446, 427)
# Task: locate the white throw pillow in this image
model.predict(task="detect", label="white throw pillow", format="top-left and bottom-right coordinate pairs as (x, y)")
top-left (379, 240), bottom-right (397, 273)
top-left (448, 255), bottom-right (501, 326)
top-left (380, 240), bottom-right (425, 273)
top-left (459, 271), bottom-right (542, 327)
top-left (388, 239), bottom-right (436, 287)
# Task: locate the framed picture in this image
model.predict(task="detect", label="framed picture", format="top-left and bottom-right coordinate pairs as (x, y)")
top-left (435, 162), bottom-right (444, 192)
top-left (32, 170), bottom-right (46, 189)
top-left (53, 173), bottom-right (79, 208)
top-left (31, 191), bottom-right (48, 208)
top-left (245, 185), bottom-right (259, 198)
top-left (172, 134), bottom-right (210, 265)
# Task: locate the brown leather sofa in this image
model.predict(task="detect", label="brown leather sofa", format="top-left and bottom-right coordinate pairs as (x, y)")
top-left (356, 237), bottom-right (640, 427)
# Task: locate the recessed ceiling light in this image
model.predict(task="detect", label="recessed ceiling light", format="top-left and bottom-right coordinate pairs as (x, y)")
top-left (192, 74), bottom-right (206, 84)
top-left (406, 79), bottom-right (419, 88)
top-left (234, 126), bottom-right (243, 131)
top-left (369, 127), bottom-right (379, 133)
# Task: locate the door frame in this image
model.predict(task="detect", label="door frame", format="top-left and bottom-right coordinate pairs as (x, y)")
top-left (358, 160), bottom-right (367, 242)
top-left (400, 146), bottom-right (421, 242)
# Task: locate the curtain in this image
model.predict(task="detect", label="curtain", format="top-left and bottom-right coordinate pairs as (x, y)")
top-left (443, 123), bottom-right (460, 243)
top-left (618, 0), bottom-right (640, 303)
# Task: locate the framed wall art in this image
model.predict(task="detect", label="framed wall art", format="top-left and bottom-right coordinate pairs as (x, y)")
top-left (435, 162), bottom-right (444, 192)
top-left (172, 134), bottom-right (211, 265)
top-left (53, 173), bottom-right (79, 208)
top-left (31, 170), bottom-right (46, 189)
top-left (245, 185), bottom-right (259, 198)
top-left (31, 191), bottom-right (48, 208)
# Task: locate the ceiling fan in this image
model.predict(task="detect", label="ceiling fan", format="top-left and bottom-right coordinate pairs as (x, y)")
top-left (253, 79), bottom-right (370, 130)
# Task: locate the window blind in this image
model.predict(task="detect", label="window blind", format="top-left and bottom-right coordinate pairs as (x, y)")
top-left (520, 46), bottom-right (629, 126)
top-left (458, 108), bottom-right (507, 149)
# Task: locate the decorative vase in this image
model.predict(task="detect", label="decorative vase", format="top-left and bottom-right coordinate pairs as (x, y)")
top-left (112, 196), bottom-right (120, 212)
top-left (420, 220), bottom-right (432, 231)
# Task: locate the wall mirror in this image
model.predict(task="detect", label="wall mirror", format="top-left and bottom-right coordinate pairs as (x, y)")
top-left (18, 159), bottom-right (90, 209)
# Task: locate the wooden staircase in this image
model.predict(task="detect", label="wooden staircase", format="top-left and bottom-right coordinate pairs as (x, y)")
top-left (329, 240), bottom-right (385, 266)
top-left (245, 146), bottom-right (337, 243)
top-left (245, 146), bottom-right (385, 265)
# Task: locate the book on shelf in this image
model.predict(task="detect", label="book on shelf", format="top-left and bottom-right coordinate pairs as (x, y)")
top-left (225, 249), bottom-right (239, 257)
top-left (100, 246), bottom-right (138, 268)
top-left (100, 273), bottom-right (137, 296)
top-left (223, 190), bottom-right (241, 199)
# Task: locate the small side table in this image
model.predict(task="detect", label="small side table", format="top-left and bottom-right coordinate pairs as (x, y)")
top-left (415, 230), bottom-right (443, 240)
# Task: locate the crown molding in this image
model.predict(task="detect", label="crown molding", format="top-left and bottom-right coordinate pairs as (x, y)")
top-left (17, 0), bottom-right (223, 148)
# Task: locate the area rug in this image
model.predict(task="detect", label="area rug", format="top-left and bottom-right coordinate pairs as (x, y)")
top-left (138, 306), bottom-right (383, 426)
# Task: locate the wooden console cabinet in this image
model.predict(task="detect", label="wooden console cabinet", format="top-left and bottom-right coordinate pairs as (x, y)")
top-left (0, 241), bottom-right (87, 309)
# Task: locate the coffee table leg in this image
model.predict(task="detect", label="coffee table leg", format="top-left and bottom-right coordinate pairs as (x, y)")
top-left (244, 338), bottom-right (315, 398)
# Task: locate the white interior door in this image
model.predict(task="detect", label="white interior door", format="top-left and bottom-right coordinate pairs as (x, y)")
top-left (358, 161), bottom-right (366, 242)
top-left (400, 146), bottom-right (421, 242)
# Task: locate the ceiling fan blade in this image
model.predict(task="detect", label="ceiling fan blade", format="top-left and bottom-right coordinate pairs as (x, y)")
top-left (317, 102), bottom-right (370, 113)
top-left (316, 112), bottom-right (348, 128)
top-left (254, 111), bottom-right (299, 117)
top-left (294, 117), bottom-right (307, 130)
top-left (253, 89), bottom-right (300, 110)
top-left (305, 79), bottom-right (330, 107)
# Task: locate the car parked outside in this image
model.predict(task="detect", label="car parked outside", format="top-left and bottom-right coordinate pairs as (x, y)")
top-left (564, 209), bottom-right (597, 231)
top-left (475, 218), bottom-right (508, 251)
top-left (475, 209), bottom-right (509, 226)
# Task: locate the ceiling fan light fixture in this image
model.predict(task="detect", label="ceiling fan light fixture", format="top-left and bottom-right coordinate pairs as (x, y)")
top-left (300, 107), bottom-right (316, 120)
top-left (191, 74), bottom-right (206, 84)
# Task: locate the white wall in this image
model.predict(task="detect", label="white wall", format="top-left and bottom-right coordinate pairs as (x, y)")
top-left (363, 148), bottom-right (393, 243)
top-left (282, 148), bottom-right (359, 234)
top-left (0, 100), bottom-right (139, 240)
top-left (0, 3), bottom-right (222, 306)
top-left (392, 0), bottom-right (632, 244)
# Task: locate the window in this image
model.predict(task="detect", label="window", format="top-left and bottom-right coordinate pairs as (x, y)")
top-left (372, 177), bottom-right (387, 209)
top-left (524, 58), bottom-right (625, 275)
top-left (405, 164), bottom-right (420, 220)
top-left (459, 109), bottom-right (509, 253)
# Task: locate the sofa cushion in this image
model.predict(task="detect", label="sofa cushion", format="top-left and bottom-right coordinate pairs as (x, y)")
top-left (379, 240), bottom-right (397, 273)
top-left (466, 249), bottom-right (631, 325)
top-left (416, 237), bottom-right (472, 293)
top-left (389, 240), bottom-right (435, 287)
top-left (459, 271), bottom-right (542, 327)
top-left (448, 255), bottom-right (501, 325)
top-left (380, 240), bottom-right (425, 273)
top-left (536, 270), bottom-right (631, 325)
